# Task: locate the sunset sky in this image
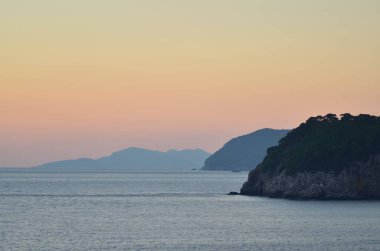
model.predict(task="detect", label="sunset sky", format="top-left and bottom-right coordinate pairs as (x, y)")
top-left (1, 0), bottom-right (380, 166)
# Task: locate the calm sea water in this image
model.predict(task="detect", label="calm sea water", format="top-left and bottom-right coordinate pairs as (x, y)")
top-left (1, 170), bottom-right (380, 251)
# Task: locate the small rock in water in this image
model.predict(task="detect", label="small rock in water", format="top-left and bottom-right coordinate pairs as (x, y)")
top-left (227, 191), bottom-right (239, 195)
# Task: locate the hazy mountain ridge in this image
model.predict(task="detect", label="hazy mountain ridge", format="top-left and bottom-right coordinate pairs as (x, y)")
top-left (34, 147), bottom-right (210, 170)
top-left (202, 129), bottom-right (290, 171)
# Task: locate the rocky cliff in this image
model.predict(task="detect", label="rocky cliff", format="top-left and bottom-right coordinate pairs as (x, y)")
top-left (241, 154), bottom-right (380, 199)
top-left (240, 113), bottom-right (380, 199)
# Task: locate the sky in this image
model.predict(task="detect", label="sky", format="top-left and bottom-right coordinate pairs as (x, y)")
top-left (1, 0), bottom-right (380, 166)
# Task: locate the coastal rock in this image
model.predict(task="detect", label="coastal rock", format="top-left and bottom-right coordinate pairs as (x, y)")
top-left (241, 154), bottom-right (380, 199)
top-left (240, 114), bottom-right (380, 200)
top-left (227, 191), bottom-right (239, 195)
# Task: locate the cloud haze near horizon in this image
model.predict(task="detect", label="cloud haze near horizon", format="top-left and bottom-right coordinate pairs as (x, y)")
top-left (1, 0), bottom-right (380, 166)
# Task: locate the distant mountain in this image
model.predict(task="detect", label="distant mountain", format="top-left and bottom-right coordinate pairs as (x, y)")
top-left (202, 129), bottom-right (290, 171)
top-left (33, 147), bottom-right (210, 170)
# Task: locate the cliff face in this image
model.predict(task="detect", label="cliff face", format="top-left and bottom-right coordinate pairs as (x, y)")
top-left (241, 154), bottom-right (380, 199)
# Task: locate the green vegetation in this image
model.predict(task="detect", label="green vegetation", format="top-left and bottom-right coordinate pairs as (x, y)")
top-left (261, 113), bottom-right (380, 174)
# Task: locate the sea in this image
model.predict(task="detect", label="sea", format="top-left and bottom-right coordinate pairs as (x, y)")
top-left (1, 169), bottom-right (380, 251)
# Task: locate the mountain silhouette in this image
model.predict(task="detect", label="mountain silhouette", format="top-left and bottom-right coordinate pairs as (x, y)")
top-left (202, 129), bottom-right (290, 171)
top-left (33, 147), bottom-right (210, 170)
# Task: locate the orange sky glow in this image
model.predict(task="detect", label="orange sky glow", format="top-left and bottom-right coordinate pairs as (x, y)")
top-left (1, 0), bottom-right (380, 166)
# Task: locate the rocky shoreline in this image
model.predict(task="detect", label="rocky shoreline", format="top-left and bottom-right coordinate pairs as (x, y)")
top-left (240, 154), bottom-right (380, 200)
